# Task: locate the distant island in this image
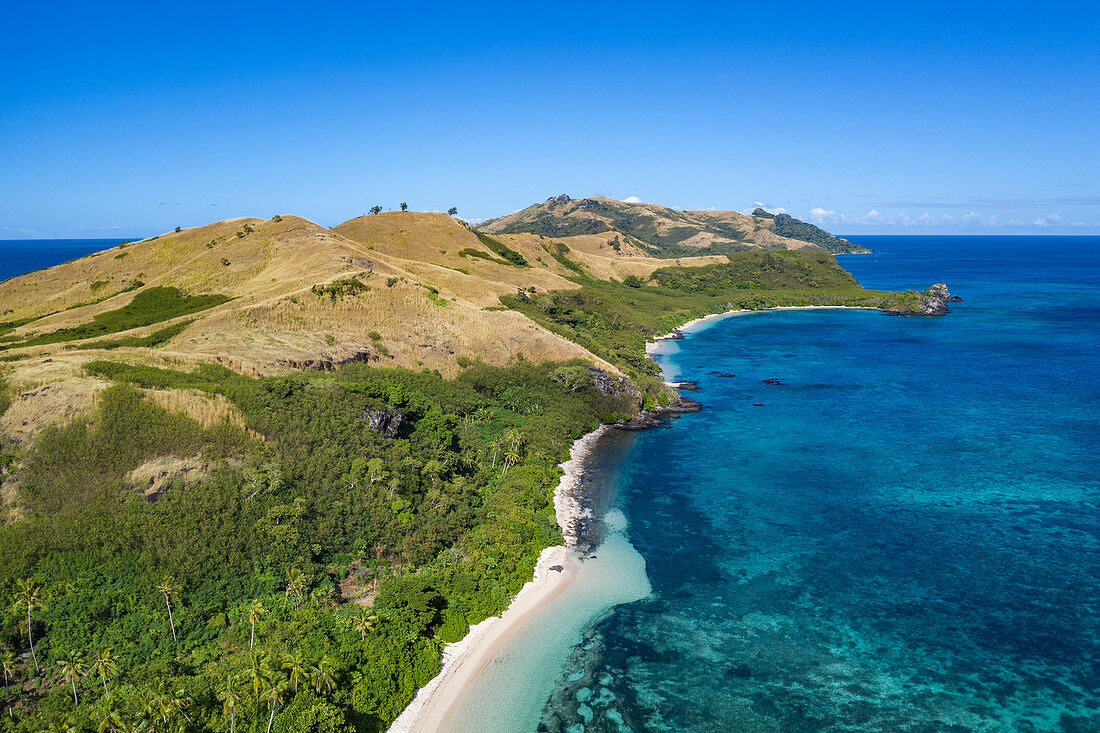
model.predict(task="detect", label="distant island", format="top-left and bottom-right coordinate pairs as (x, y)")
top-left (0, 198), bottom-right (951, 731)
top-left (479, 195), bottom-right (871, 256)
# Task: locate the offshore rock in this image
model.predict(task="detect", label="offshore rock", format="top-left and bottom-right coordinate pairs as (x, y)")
top-left (363, 407), bottom-right (404, 437)
top-left (886, 281), bottom-right (962, 316)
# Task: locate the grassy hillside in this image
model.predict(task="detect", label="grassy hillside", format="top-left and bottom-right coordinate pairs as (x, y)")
top-left (478, 195), bottom-right (871, 255)
top-left (0, 206), bottom-right (926, 732)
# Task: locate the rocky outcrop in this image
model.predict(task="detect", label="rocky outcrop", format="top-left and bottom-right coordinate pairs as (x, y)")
top-left (886, 282), bottom-right (962, 316)
top-left (589, 367), bottom-right (634, 397)
top-left (363, 407), bottom-right (404, 438)
top-left (615, 396), bottom-right (703, 430)
top-left (276, 346), bottom-right (380, 371)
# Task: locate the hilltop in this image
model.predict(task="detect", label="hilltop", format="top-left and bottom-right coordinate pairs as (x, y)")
top-left (0, 211), bottom-right (743, 439)
top-left (478, 195), bottom-right (871, 256)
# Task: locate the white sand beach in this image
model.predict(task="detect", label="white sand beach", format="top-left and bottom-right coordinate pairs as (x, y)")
top-left (387, 426), bottom-right (615, 733)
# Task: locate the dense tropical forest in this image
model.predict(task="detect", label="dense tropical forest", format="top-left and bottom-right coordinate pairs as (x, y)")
top-left (0, 359), bottom-right (639, 732)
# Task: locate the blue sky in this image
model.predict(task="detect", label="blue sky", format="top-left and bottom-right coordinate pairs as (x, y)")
top-left (2, 1), bottom-right (1097, 237)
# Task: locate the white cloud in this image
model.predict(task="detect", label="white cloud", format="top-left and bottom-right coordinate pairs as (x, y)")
top-left (1033, 213), bottom-right (1061, 227)
top-left (809, 207), bottom-right (842, 224)
top-left (622, 195), bottom-right (642, 204)
top-left (750, 202), bottom-right (787, 215)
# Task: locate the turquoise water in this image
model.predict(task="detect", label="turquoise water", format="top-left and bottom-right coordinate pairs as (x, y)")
top-left (540, 236), bottom-right (1100, 732)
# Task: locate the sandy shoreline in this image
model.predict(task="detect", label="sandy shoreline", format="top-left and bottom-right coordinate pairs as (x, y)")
top-left (386, 426), bottom-right (610, 733)
top-left (646, 305), bottom-right (877, 358)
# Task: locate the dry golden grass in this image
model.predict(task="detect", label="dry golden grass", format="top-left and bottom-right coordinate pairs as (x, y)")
top-left (144, 388), bottom-right (247, 429)
top-left (127, 455), bottom-right (209, 498)
top-left (0, 209), bottom-right (734, 437)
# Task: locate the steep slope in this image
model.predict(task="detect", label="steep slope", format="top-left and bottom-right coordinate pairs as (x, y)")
top-left (479, 195), bottom-right (870, 255)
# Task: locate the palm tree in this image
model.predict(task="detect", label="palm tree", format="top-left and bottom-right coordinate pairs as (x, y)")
top-left (89, 647), bottom-right (118, 696)
top-left (145, 679), bottom-right (193, 731)
top-left (93, 693), bottom-right (125, 732)
top-left (284, 569), bottom-right (306, 610)
top-left (281, 649), bottom-right (308, 694)
top-left (46, 712), bottom-right (83, 733)
top-left (308, 657), bottom-right (337, 696)
top-left (1, 650), bottom-right (16, 718)
top-left (57, 650), bottom-right (86, 705)
top-left (161, 683), bottom-right (194, 729)
top-left (501, 430), bottom-right (523, 475)
top-left (261, 677), bottom-right (288, 733)
top-left (216, 676), bottom-right (242, 733)
top-left (350, 608), bottom-right (378, 641)
top-left (246, 600), bottom-right (266, 651)
top-left (245, 651), bottom-right (272, 701)
top-left (155, 576), bottom-right (181, 643)
top-left (11, 578), bottom-right (46, 671)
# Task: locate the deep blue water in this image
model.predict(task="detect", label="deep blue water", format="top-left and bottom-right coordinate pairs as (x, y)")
top-left (0, 239), bottom-right (134, 283)
top-left (541, 236), bottom-right (1100, 732)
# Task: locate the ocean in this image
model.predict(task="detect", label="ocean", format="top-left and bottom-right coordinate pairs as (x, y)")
top-left (0, 238), bottom-right (134, 283)
top-left (537, 236), bottom-right (1100, 732)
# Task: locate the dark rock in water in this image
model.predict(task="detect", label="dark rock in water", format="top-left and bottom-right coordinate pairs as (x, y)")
top-left (671, 381), bottom-right (699, 391)
top-left (615, 396), bottom-right (703, 430)
top-left (719, 372), bottom-right (736, 378)
top-left (549, 565), bottom-right (563, 573)
top-left (363, 407), bottom-right (404, 437)
top-left (726, 664), bottom-right (752, 679)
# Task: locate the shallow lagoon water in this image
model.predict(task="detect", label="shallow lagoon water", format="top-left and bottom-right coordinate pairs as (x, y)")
top-left (539, 236), bottom-right (1100, 732)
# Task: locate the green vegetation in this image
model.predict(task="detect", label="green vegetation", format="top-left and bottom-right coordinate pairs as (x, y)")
top-left (473, 232), bottom-right (527, 267)
top-left (751, 208), bottom-right (869, 254)
top-left (311, 279), bottom-right (370, 300)
top-left (0, 287), bottom-right (230, 351)
top-left (457, 248), bottom-right (514, 267)
top-left (78, 320), bottom-right (195, 350)
top-left (543, 241), bottom-right (584, 274)
top-left (0, 358), bottom-right (634, 731)
top-left (503, 250), bottom-right (927, 378)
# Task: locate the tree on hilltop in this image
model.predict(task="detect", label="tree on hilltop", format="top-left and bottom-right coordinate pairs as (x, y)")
top-left (369, 205), bottom-right (382, 215)
top-left (400, 202), bottom-right (408, 211)
top-left (447, 207), bottom-right (458, 216)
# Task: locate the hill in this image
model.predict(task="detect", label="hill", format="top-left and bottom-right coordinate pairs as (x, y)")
top-left (0, 207), bottom-right (940, 732)
top-left (478, 195), bottom-right (871, 256)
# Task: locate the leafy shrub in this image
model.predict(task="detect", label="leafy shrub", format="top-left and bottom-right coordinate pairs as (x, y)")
top-left (312, 278), bottom-right (369, 300)
top-left (473, 232), bottom-right (527, 267)
top-left (2, 287), bottom-right (230, 349)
